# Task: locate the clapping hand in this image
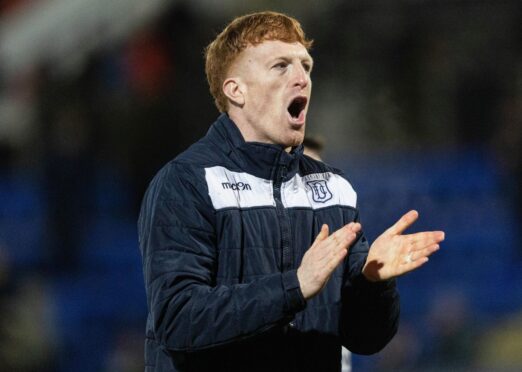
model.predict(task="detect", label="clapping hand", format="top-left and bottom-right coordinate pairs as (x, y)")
top-left (362, 210), bottom-right (444, 282)
top-left (298, 222), bottom-right (361, 299)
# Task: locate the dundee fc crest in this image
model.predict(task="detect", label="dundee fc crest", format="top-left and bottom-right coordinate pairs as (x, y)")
top-left (307, 180), bottom-right (333, 203)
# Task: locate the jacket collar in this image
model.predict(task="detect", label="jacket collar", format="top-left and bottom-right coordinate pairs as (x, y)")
top-left (207, 113), bottom-right (303, 180)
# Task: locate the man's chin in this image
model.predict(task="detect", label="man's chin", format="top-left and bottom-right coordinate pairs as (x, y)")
top-left (283, 132), bottom-right (305, 150)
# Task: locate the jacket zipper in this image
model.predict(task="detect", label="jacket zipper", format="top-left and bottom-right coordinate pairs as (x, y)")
top-left (274, 162), bottom-right (298, 370)
top-left (273, 164), bottom-right (292, 272)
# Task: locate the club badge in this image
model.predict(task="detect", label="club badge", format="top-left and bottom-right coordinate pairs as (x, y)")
top-left (307, 180), bottom-right (333, 203)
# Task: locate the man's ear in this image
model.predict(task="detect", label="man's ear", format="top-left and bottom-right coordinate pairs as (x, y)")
top-left (223, 77), bottom-right (245, 107)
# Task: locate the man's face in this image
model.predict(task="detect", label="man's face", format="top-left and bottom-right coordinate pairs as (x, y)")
top-left (228, 40), bottom-right (313, 149)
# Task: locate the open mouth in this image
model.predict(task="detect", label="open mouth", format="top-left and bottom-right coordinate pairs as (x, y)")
top-left (287, 96), bottom-right (308, 119)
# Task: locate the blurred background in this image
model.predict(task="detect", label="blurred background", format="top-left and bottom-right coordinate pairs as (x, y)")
top-left (0, 0), bottom-right (521, 371)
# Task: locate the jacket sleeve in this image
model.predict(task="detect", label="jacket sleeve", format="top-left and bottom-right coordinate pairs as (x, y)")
top-left (138, 162), bottom-right (306, 352)
top-left (339, 212), bottom-right (400, 355)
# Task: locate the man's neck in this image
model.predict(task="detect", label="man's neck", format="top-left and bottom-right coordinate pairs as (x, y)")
top-left (226, 110), bottom-right (292, 152)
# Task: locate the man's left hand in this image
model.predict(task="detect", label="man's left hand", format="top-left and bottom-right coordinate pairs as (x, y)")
top-left (362, 210), bottom-right (444, 282)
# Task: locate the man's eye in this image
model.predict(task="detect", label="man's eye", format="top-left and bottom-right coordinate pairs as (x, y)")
top-left (274, 62), bottom-right (288, 69)
top-left (303, 64), bottom-right (311, 72)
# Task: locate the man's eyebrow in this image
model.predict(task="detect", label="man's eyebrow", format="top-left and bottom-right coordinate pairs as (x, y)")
top-left (268, 55), bottom-right (314, 64)
top-left (268, 56), bottom-right (291, 63)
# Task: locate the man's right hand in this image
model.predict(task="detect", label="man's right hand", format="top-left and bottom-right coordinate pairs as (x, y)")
top-left (297, 222), bottom-right (361, 300)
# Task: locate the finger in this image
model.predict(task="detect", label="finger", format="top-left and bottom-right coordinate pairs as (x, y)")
top-left (347, 222), bottom-right (362, 234)
top-left (317, 234), bottom-right (351, 265)
top-left (387, 210), bottom-right (419, 236)
top-left (322, 229), bottom-right (356, 257)
top-left (401, 256), bottom-right (430, 274)
top-left (316, 223), bottom-right (360, 267)
top-left (317, 227), bottom-right (355, 265)
top-left (318, 223), bottom-right (350, 251)
top-left (317, 224), bottom-right (329, 241)
top-left (330, 223), bottom-right (360, 246)
top-left (407, 231), bottom-right (445, 250)
top-left (410, 243), bottom-right (440, 261)
top-left (311, 224), bottom-right (329, 249)
top-left (325, 244), bottom-right (349, 273)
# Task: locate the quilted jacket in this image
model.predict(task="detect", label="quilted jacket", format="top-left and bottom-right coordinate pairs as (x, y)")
top-left (138, 113), bottom-right (400, 371)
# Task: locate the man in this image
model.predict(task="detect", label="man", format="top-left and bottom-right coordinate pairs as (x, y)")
top-left (138, 11), bottom-right (444, 372)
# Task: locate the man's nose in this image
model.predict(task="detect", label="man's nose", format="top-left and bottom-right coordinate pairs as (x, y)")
top-left (292, 64), bottom-right (309, 89)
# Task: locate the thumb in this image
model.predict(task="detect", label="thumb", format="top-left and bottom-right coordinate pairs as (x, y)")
top-left (386, 210), bottom-right (419, 236)
top-left (312, 224), bottom-right (329, 246)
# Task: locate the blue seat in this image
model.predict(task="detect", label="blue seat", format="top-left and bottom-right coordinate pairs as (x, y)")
top-left (79, 218), bottom-right (142, 270)
top-left (0, 173), bottom-right (46, 268)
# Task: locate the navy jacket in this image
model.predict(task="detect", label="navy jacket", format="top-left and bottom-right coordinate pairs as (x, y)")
top-left (138, 114), bottom-right (399, 371)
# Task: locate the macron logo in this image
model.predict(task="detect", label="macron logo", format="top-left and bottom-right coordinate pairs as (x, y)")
top-left (222, 182), bottom-right (252, 191)
top-left (205, 166), bottom-right (273, 209)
